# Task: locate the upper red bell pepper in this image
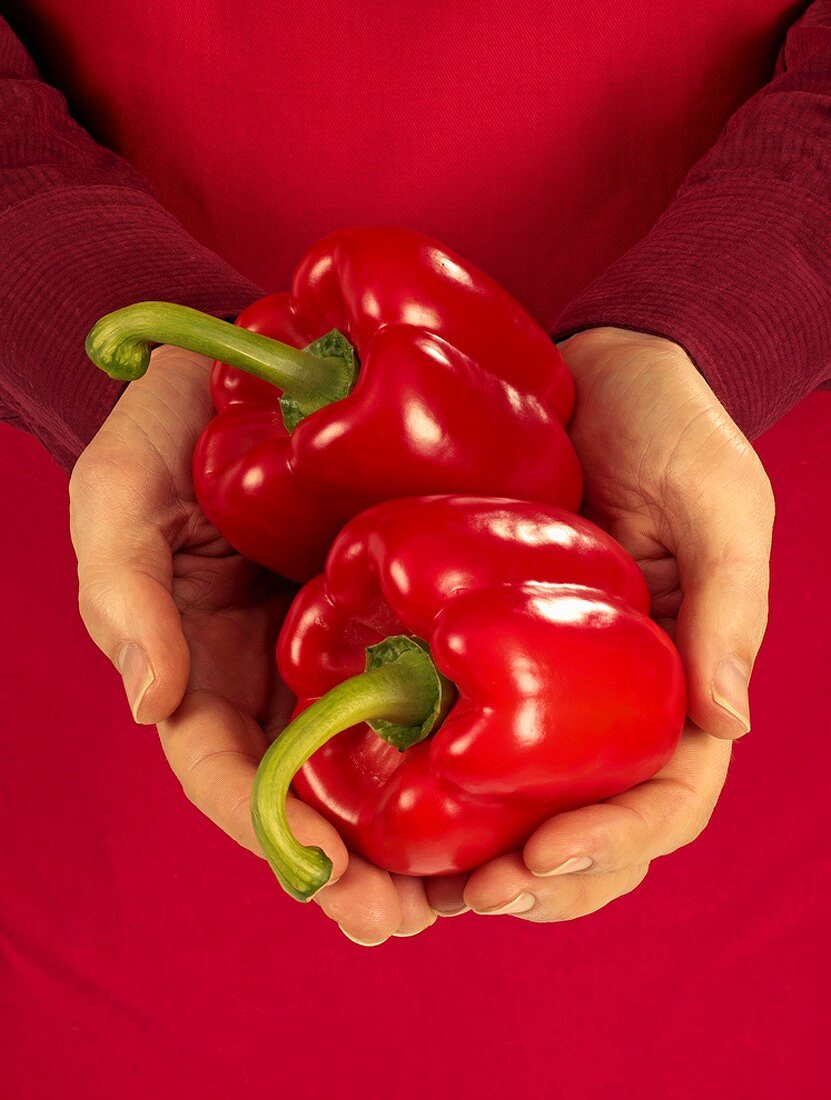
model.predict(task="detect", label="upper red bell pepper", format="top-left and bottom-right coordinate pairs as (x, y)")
top-left (85, 227), bottom-right (582, 582)
top-left (251, 495), bottom-right (686, 902)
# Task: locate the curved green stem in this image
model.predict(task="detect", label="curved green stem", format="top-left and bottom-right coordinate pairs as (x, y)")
top-left (85, 301), bottom-right (356, 424)
top-left (251, 640), bottom-right (450, 902)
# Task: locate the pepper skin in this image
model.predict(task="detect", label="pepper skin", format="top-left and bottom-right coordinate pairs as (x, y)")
top-left (251, 496), bottom-right (686, 901)
top-left (86, 227), bottom-right (582, 582)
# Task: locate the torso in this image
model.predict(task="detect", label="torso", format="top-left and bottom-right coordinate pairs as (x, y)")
top-left (11, 0), bottom-right (802, 322)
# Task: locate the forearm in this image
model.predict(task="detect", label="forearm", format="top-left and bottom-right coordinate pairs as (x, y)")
top-left (0, 16), bottom-right (260, 470)
top-left (552, 1), bottom-right (831, 439)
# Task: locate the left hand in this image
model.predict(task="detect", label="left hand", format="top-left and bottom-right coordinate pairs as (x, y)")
top-left (69, 346), bottom-right (432, 945)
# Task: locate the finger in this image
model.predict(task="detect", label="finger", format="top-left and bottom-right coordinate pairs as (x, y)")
top-left (464, 852), bottom-right (650, 922)
top-left (390, 875), bottom-right (438, 938)
top-left (70, 462), bottom-right (190, 724)
top-left (674, 459), bottom-right (775, 739)
top-left (158, 691), bottom-right (349, 881)
top-left (424, 874), bottom-right (471, 918)
top-left (315, 855), bottom-right (403, 946)
top-left (523, 726), bottom-right (731, 877)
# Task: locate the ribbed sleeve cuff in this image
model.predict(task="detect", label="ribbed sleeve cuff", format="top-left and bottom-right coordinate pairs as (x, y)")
top-left (0, 186), bottom-right (261, 469)
top-left (552, 177), bottom-right (831, 439)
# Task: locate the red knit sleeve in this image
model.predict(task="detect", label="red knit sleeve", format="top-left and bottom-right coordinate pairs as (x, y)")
top-left (0, 16), bottom-right (261, 470)
top-left (552, 1), bottom-right (831, 439)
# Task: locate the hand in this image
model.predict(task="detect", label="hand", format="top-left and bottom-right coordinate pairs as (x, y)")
top-left (69, 347), bottom-right (435, 940)
top-left (560, 327), bottom-right (774, 739)
top-left (424, 326), bottom-right (773, 922)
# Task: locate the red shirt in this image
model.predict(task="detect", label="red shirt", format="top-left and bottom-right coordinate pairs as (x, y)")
top-left (0, 1), bottom-right (829, 468)
top-left (1, 6), bottom-right (830, 1098)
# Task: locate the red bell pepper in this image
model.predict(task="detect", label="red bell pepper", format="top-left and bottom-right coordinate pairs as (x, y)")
top-left (85, 227), bottom-right (582, 582)
top-left (251, 496), bottom-right (686, 902)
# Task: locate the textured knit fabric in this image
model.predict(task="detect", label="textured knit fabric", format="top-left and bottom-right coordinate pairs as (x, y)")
top-left (553, 1), bottom-right (831, 438)
top-left (0, 3), bottom-right (828, 469)
top-left (0, 18), bottom-right (260, 469)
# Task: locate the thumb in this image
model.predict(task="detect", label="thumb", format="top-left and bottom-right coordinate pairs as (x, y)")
top-left (674, 474), bottom-right (775, 740)
top-left (70, 470), bottom-right (191, 725)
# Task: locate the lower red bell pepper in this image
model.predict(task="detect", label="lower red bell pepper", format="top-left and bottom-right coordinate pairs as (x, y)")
top-left (251, 496), bottom-right (686, 901)
top-left (85, 227), bottom-right (582, 582)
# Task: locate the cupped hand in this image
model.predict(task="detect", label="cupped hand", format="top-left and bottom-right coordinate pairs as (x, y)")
top-left (69, 347), bottom-right (434, 943)
top-left (559, 326), bottom-right (774, 740)
top-left (425, 326), bottom-right (774, 924)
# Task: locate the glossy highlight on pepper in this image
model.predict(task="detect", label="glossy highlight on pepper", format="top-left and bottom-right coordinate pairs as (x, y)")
top-left (252, 496), bottom-right (687, 900)
top-left (86, 227), bottom-right (583, 582)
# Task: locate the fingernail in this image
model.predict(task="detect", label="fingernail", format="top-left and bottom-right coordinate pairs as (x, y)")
top-left (339, 926), bottom-right (386, 947)
top-left (474, 892), bottom-right (536, 916)
top-left (116, 643), bottom-right (155, 722)
top-left (433, 903), bottom-right (470, 918)
top-left (711, 656), bottom-right (751, 733)
top-left (532, 855), bottom-right (594, 878)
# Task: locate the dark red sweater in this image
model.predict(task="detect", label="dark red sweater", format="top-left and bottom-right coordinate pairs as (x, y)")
top-left (0, 4), bottom-right (829, 471)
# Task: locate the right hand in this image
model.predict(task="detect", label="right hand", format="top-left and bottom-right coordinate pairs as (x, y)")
top-left (428, 326), bottom-right (775, 925)
top-left (69, 346), bottom-right (436, 944)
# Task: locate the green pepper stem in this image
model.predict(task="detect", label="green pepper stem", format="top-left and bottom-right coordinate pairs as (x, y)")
top-left (85, 301), bottom-right (354, 411)
top-left (251, 649), bottom-right (440, 902)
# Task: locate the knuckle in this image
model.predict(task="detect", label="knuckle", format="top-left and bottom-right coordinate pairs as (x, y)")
top-left (70, 452), bottom-right (143, 552)
top-left (531, 898), bottom-right (577, 923)
top-left (737, 449), bottom-right (775, 521)
top-left (394, 916), bottom-right (437, 938)
top-left (69, 450), bottom-right (117, 506)
top-left (178, 770), bottom-right (201, 810)
top-left (178, 752), bottom-right (216, 812)
top-left (621, 775), bottom-right (713, 857)
top-left (178, 747), bottom-right (258, 819)
top-left (76, 563), bottom-right (130, 631)
top-left (579, 814), bottom-right (621, 856)
top-left (71, 440), bottom-right (156, 515)
top-left (68, 458), bottom-right (98, 532)
top-left (535, 879), bottom-right (600, 923)
top-left (551, 806), bottom-right (621, 869)
top-left (694, 791), bottom-right (719, 837)
top-left (76, 583), bottom-right (96, 626)
top-left (76, 577), bottom-right (116, 632)
top-left (624, 863), bottom-right (650, 894)
top-left (580, 864), bottom-right (651, 919)
top-left (757, 472), bottom-right (776, 524)
top-left (177, 751), bottom-right (209, 807)
top-left (546, 907), bottom-right (578, 923)
top-left (673, 782), bottom-right (715, 843)
top-left (535, 865), bottom-right (649, 923)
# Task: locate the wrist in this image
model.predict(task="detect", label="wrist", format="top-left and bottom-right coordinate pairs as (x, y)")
top-left (557, 325), bottom-right (698, 392)
top-left (558, 324), bottom-right (691, 364)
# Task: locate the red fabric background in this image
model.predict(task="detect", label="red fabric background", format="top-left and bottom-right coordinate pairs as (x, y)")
top-left (7, 0), bottom-right (800, 326)
top-left (1, 392), bottom-right (828, 1098)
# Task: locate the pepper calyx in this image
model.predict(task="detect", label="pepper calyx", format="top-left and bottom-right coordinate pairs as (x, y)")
top-left (279, 328), bottom-right (358, 431)
top-left (365, 635), bottom-right (454, 751)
